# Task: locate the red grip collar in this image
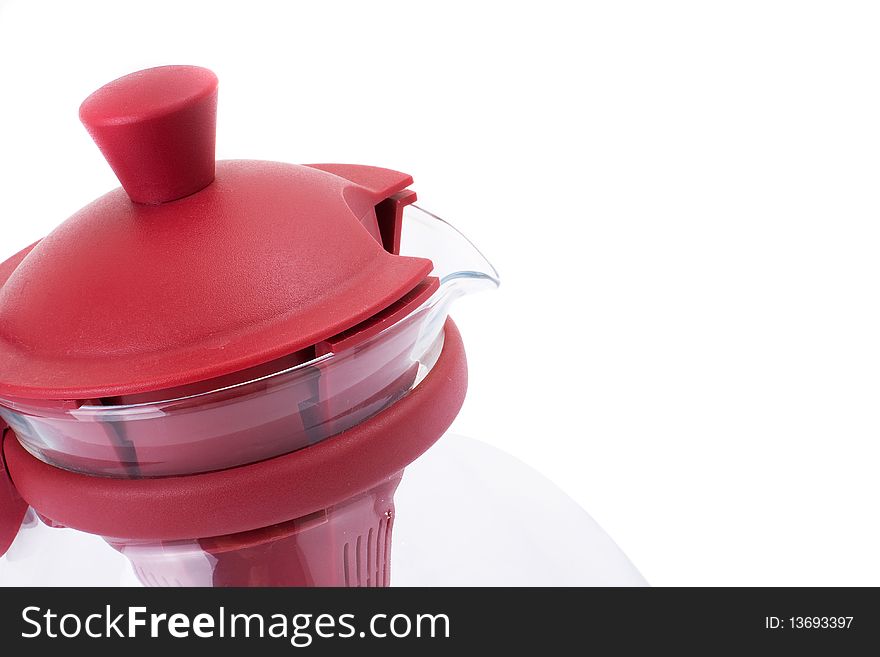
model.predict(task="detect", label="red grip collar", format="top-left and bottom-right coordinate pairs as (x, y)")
top-left (3, 319), bottom-right (467, 542)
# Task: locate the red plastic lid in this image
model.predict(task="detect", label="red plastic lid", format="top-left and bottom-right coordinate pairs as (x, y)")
top-left (0, 66), bottom-right (431, 399)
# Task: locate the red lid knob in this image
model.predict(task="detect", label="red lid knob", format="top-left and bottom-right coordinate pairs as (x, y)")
top-left (79, 65), bottom-right (218, 205)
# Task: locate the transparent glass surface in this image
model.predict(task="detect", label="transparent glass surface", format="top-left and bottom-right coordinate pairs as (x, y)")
top-left (0, 436), bottom-right (646, 587)
top-left (0, 205), bottom-right (499, 477)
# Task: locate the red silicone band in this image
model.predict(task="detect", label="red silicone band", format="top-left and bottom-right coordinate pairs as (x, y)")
top-left (3, 319), bottom-right (467, 541)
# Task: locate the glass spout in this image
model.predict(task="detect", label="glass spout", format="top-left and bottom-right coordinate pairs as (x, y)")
top-left (400, 204), bottom-right (500, 295)
top-left (398, 204), bottom-right (499, 376)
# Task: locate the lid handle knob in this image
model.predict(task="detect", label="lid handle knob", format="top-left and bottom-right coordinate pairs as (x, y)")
top-left (79, 65), bottom-right (218, 205)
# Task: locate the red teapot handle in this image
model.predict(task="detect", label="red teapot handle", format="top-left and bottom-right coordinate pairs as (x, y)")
top-left (0, 425), bottom-right (28, 556)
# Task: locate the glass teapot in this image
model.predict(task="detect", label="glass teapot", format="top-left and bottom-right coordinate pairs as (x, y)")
top-left (0, 65), bottom-right (646, 588)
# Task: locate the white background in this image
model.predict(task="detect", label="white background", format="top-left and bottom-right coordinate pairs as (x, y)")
top-left (1, 0), bottom-right (879, 586)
